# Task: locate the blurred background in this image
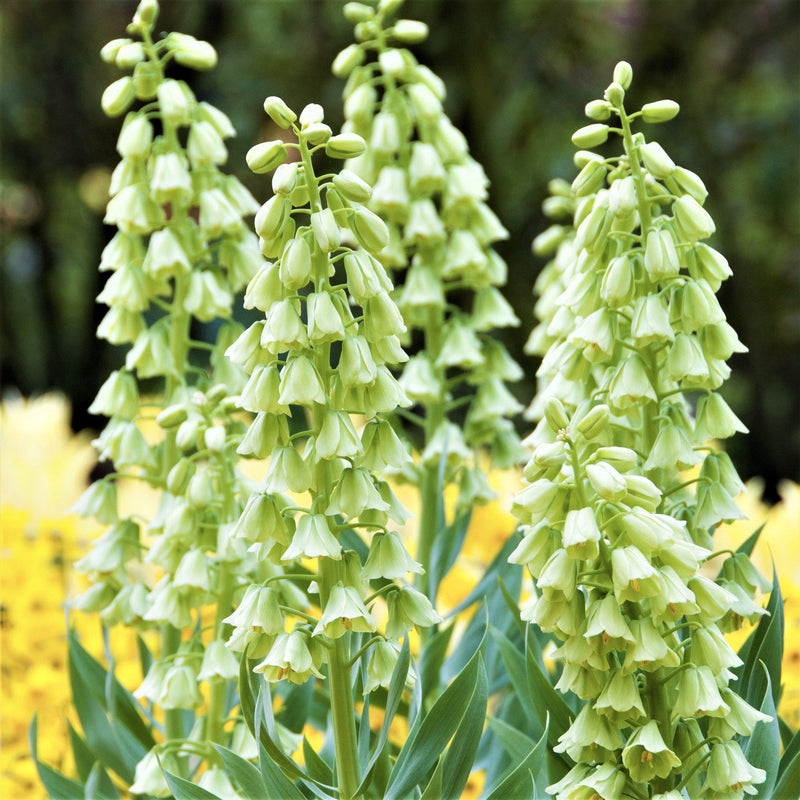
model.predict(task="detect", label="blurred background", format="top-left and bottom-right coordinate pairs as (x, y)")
top-left (2, 0), bottom-right (799, 497)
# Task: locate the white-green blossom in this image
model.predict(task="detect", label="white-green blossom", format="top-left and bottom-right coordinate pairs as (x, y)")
top-left (520, 62), bottom-right (770, 798)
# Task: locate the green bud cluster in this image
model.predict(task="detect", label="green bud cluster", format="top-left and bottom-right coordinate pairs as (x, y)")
top-left (73, 0), bottom-right (265, 784)
top-left (512, 62), bottom-right (769, 799)
top-left (333, 0), bottom-right (524, 525)
top-left (225, 94), bottom-right (442, 795)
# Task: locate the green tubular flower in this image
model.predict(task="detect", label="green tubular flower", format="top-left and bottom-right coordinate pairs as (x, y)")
top-left (225, 93), bottom-right (433, 798)
top-left (71, 0), bottom-right (272, 778)
top-left (333, 0), bottom-right (524, 601)
top-left (515, 62), bottom-right (770, 798)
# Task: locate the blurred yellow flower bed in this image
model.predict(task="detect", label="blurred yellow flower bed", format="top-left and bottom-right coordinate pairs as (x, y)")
top-left (1, 393), bottom-right (798, 798)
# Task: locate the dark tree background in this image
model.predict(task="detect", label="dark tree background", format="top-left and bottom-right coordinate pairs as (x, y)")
top-left (2, 0), bottom-right (798, 498)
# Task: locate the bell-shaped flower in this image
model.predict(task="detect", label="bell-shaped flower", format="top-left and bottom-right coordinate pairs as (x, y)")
top-left (125, 324), bottom-right (176, 378)
top-left (364, 367), bottom-right (411, 415)
top-left (254, 629), bottom-right (324, 684)
top-left (594, 669), bottom-right (646, 723)
top-left (326, 467), bottom-right (389, 518)
top-left (143, 579), bottom-right (194, 629)
top-left (553, 704), bottom-right (622, 764)
top-left (172, 547), bottom-right (211, 592)
top-left (262, 298), bottom-right (308, 354)
top-left (700, 740), bottom-right (766, 797)
top-left (307, 291), bottom-right (345, 344)
top-left (631, 294), bottom-right (674, 345)
top-left (403, 199), bottom-right (445, 246)
top-left (710, 689), bottom-right (773, 739)
top-left (385, 586), bottom-right (443, 638)
top-left (585, 593), bottom-right (635, 647)
top-left (281, 514), bottom-right (341, 561)
top-left (562, 507), bottom-right (602, 561)
top-left (337, 335), bottom-right (378, 387)
top-left (672, 664), bottom-right (729, 720)
top-left (315, 409), bottom-right (362, 461)
top-left (623, 618), bottom-right (680, 672)
top-left (644, 228), bottom-right (680, 281)
top-left (645, 422), bottom-right (699, 470)
top-left (509, 521), bottom-right (559, 577)
top-left (277, 355), bottom-right (326, 406)
top-left (363, 292), bottom-right (406, 341)
top-left (689, 626), bottom-right (742, 680)
top-left (694, 392), bottom-right (748, 442)
top-left (621, 720), bottom-right (680, 783)
top-left (371, 166), bottom-right (410, 221)
top-left (407, 141), bottom-right (445, 194)
top-left (160, 662), bottom-right (203, 709)
top-left (343, 250), bottom-right (391, 304)
top-left (184, 270), bottom-right (232, 322)
top-left (223, 585), bottom-right (285, 635)
top-left (666, 332), bottom-right (710, 385)
top-left (650, 566), bottom-right (700, 621)
top-left (314, 583), bottom-right (375, 639)
top-left (363, 639), bottom-right (403, 694)
top-left (89, 370), bottom-right (139, 419)
top-left (608, 355), bottom-right (657, 409)
top-left (694, 481), bottom-right (746, 529)
top-left (128, 748), bottom-right (171, 798)
top-left (362, 531), bottom-right (423, 581)
top-left (231, 492), bottom-right (291, 546)
top-left (187, 120), bottom-right (227, 167)
top-left (198, 640), bottom-right (240, 682)
top-left (143, 228), bottom-right (191, 277)
top-left (358, 418), bottom-right (411, 472)
top-left (611, 546), bottom-right (661, 604)
top-left (263, 445), bottom-right (312, 494)
top-left (436, 322), bottom-right (485, 369)
top-left (399, 354), bottom-right (442, 405)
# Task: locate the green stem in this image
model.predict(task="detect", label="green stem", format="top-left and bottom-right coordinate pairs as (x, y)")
top-left (320, 560), bottom-right (361, 800)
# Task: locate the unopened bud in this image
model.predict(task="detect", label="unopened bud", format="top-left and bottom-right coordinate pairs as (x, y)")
top-left (343, 2), bottom-right (373, 23)
top-left (639, 141), bottom-right (675, 179)
top-left (674, 195), bottom-right (715, 242)
top-left (325, 132), bottom-right (367, 159)
top-left (246, 140), bottom-right (288, 174)
top-left (571, 158), bottom-right (607, 197)
top-left (585, 99), bottom-right (612, 121)
top-left (641, 99), bottom-right (680, 123)
top-left (157, 404), bottom-right (188, 428)
top-left (100, 38), bottom-right (132, 64)
top-left (333, 169), bottom-right (372, 203)
top-left (613, 61), bottom-right (633, 89)
top-left (115, 42), bottom-right (146, 68)
top-left (263, 96), bottom-right (296, 129)
top-left (350, 207), bottom-right (389, 252)
top-left (172, 37), bottom-right (217, 70)
top-left (102, 77), bottom-right (136, 117)
top-left (544, 397), bottom-right (569, 431)
top-left (576, 404), bottom-right (610, 439)
top-left (167, 458), bottom-right (195, 495)
top-left (604, 81), bottom-right (625, 108)
top-left (571, 123), bottom-right (610, 148)
top-left (204, 425), bottom-right (227, 452)
top-left (392, 20), bottom-right (429, 44)
top-left (332, 44), bottom-right (365, 77)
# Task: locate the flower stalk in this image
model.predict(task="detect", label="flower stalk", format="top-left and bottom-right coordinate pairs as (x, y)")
top-left (334, 0), bottom-right (524, 605)
top-left (224, 90), bottom-right (442, 797)
top-left (73, 0), bottom-right (264, 786)
top-left (514, 61), bottom-right (771, 799)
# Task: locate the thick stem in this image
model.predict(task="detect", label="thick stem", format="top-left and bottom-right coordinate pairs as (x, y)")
top-left (416, 305), bottom-right (446, 600)
top-left (318, 557), bottom-right (360, 800)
